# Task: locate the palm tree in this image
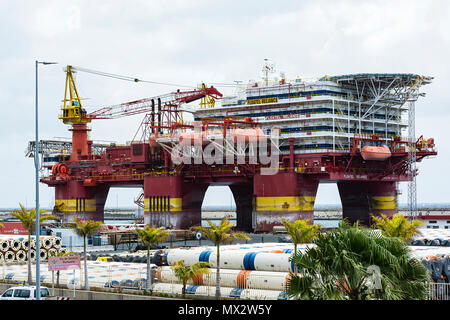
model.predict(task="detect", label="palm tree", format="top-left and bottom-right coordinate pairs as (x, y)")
top-left (68, 217), bottom-right (102, 290)
top-left (286, 220), bottom-right (430, 300)
top-left (372, 214), bottom-right (425, 243)
top-left (281, 218), bottom-right (320, 272)
top-left (171, 260), bottom-right (211, 298)
top-left (193, 217), bottom-right (250, 299)
top-left (135, 225), bottom-right (170, 292)
top-left (10, 203), bottom-right (57, 285)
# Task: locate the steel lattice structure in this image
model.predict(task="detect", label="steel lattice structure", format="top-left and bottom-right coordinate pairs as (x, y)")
top-left (325, 74), bottom-right (432, 219)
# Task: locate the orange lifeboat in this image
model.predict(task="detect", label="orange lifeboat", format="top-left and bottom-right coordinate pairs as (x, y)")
top-left (231, 128), bottom-right (265, 143)
top-left (178, 132), bottom-right (208, 146)
top-left (361, 145), bottom-right (391, 161)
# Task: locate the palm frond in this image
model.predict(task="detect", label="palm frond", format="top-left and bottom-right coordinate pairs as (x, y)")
top-left (194, 218), bottom-right (249, 246)
top-left (135, 225), bottom-right (169, 247)
top-left (10, 203), bottom-right (57, 231)
top-left (287, 221), bottom-right (429, 300)
top-left (70, 217), bottom-right (103, 236)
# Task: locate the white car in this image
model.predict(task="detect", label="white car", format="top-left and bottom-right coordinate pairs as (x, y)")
top-left (0, 286), bottom-right (52, 300)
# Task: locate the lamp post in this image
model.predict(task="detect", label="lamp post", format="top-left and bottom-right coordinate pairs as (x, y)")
top-left (35, 60), bottom-right (57, 300)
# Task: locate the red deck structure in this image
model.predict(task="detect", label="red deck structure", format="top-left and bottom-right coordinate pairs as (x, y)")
top-left (40, 131), bottom-right (436, 232)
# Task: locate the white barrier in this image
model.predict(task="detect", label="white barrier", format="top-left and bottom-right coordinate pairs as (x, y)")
top-left (156, 266), bottom-right (291, 291)
top-left (152, 283), bottom-right (288, 300)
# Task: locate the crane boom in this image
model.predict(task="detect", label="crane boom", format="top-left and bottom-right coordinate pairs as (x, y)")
top-left (59, 64), bottom-right (222, 124)
top-left (85, 85), bottom-right (222, 120)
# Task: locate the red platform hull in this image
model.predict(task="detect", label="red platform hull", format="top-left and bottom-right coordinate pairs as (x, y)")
top-left (42, 141), bottom-right (436, 232)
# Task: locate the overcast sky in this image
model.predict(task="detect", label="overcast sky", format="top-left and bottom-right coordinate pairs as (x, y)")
top-left (1, 0), bottom-right (449, 209)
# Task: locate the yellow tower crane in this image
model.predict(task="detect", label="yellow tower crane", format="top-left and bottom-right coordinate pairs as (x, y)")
top-left (199, 83), bottom-right (216, 109)
top-left (59, 65), bottom-right (91, 125)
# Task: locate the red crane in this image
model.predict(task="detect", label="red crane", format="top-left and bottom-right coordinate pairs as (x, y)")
top-left (85, 85), bottom-right (222, 120)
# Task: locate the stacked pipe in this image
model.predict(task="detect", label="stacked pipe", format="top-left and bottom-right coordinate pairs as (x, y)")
top-left (408, 245), bottom-right (450, 286)
top-left (411, 229), bottom-right (450, 247)
top-left (162, 243), bottom-right (304, 272)
top-left (152, 242), bottom-right (306, 299)
top-left (0, 235), bottom-right (64, 263)
top-left (154, 242), bottom-right (450, 299)
top-left (162, 243), bottom-right (449, 271)
top-left (90, 250), bottom-right (151, 264)
top-left (156, 267), bottom-right (292, 291)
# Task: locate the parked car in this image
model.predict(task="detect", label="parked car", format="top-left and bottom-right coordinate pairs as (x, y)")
top-left (0, 286), bottom-right (53, 300)
top-left (96, 256), bottom-right (114, 262)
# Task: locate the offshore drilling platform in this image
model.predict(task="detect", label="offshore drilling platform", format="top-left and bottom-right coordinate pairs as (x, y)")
top-left (28, 63), bottom-right (437, 232)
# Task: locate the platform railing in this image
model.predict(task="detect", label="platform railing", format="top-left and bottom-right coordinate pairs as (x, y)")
top-left (428, 282), bottom-right (450, 300)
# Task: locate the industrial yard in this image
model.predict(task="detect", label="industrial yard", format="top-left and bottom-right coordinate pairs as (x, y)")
top-left (2, 64), bottom-right (448, 301)
top-left (1, 205), bottom-right (450, 300)
top-left (0, 234), bottom-right (449, 300)
top-left (3, 64), bottom-right (449, 300)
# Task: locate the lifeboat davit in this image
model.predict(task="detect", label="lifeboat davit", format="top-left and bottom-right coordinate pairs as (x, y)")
top-left (149, 134), bottom-right (160, 148)
top-left (361, 145), bottom-right (391, 161)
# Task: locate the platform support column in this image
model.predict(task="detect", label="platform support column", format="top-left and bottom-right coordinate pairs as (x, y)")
top-left (253, 172), bottom-right (319, 232)
top-left (230, 183), bottom-right (253, 232)
top-left (338, 181), bottom-right (398, 226)
top-left (53, 181), bottom-right (109, 223)
top-left (144, 176), bottom-right (208, 229)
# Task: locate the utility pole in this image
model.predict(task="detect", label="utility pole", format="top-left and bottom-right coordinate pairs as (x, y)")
top-left (35, 60), bottom-right (57, 299)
